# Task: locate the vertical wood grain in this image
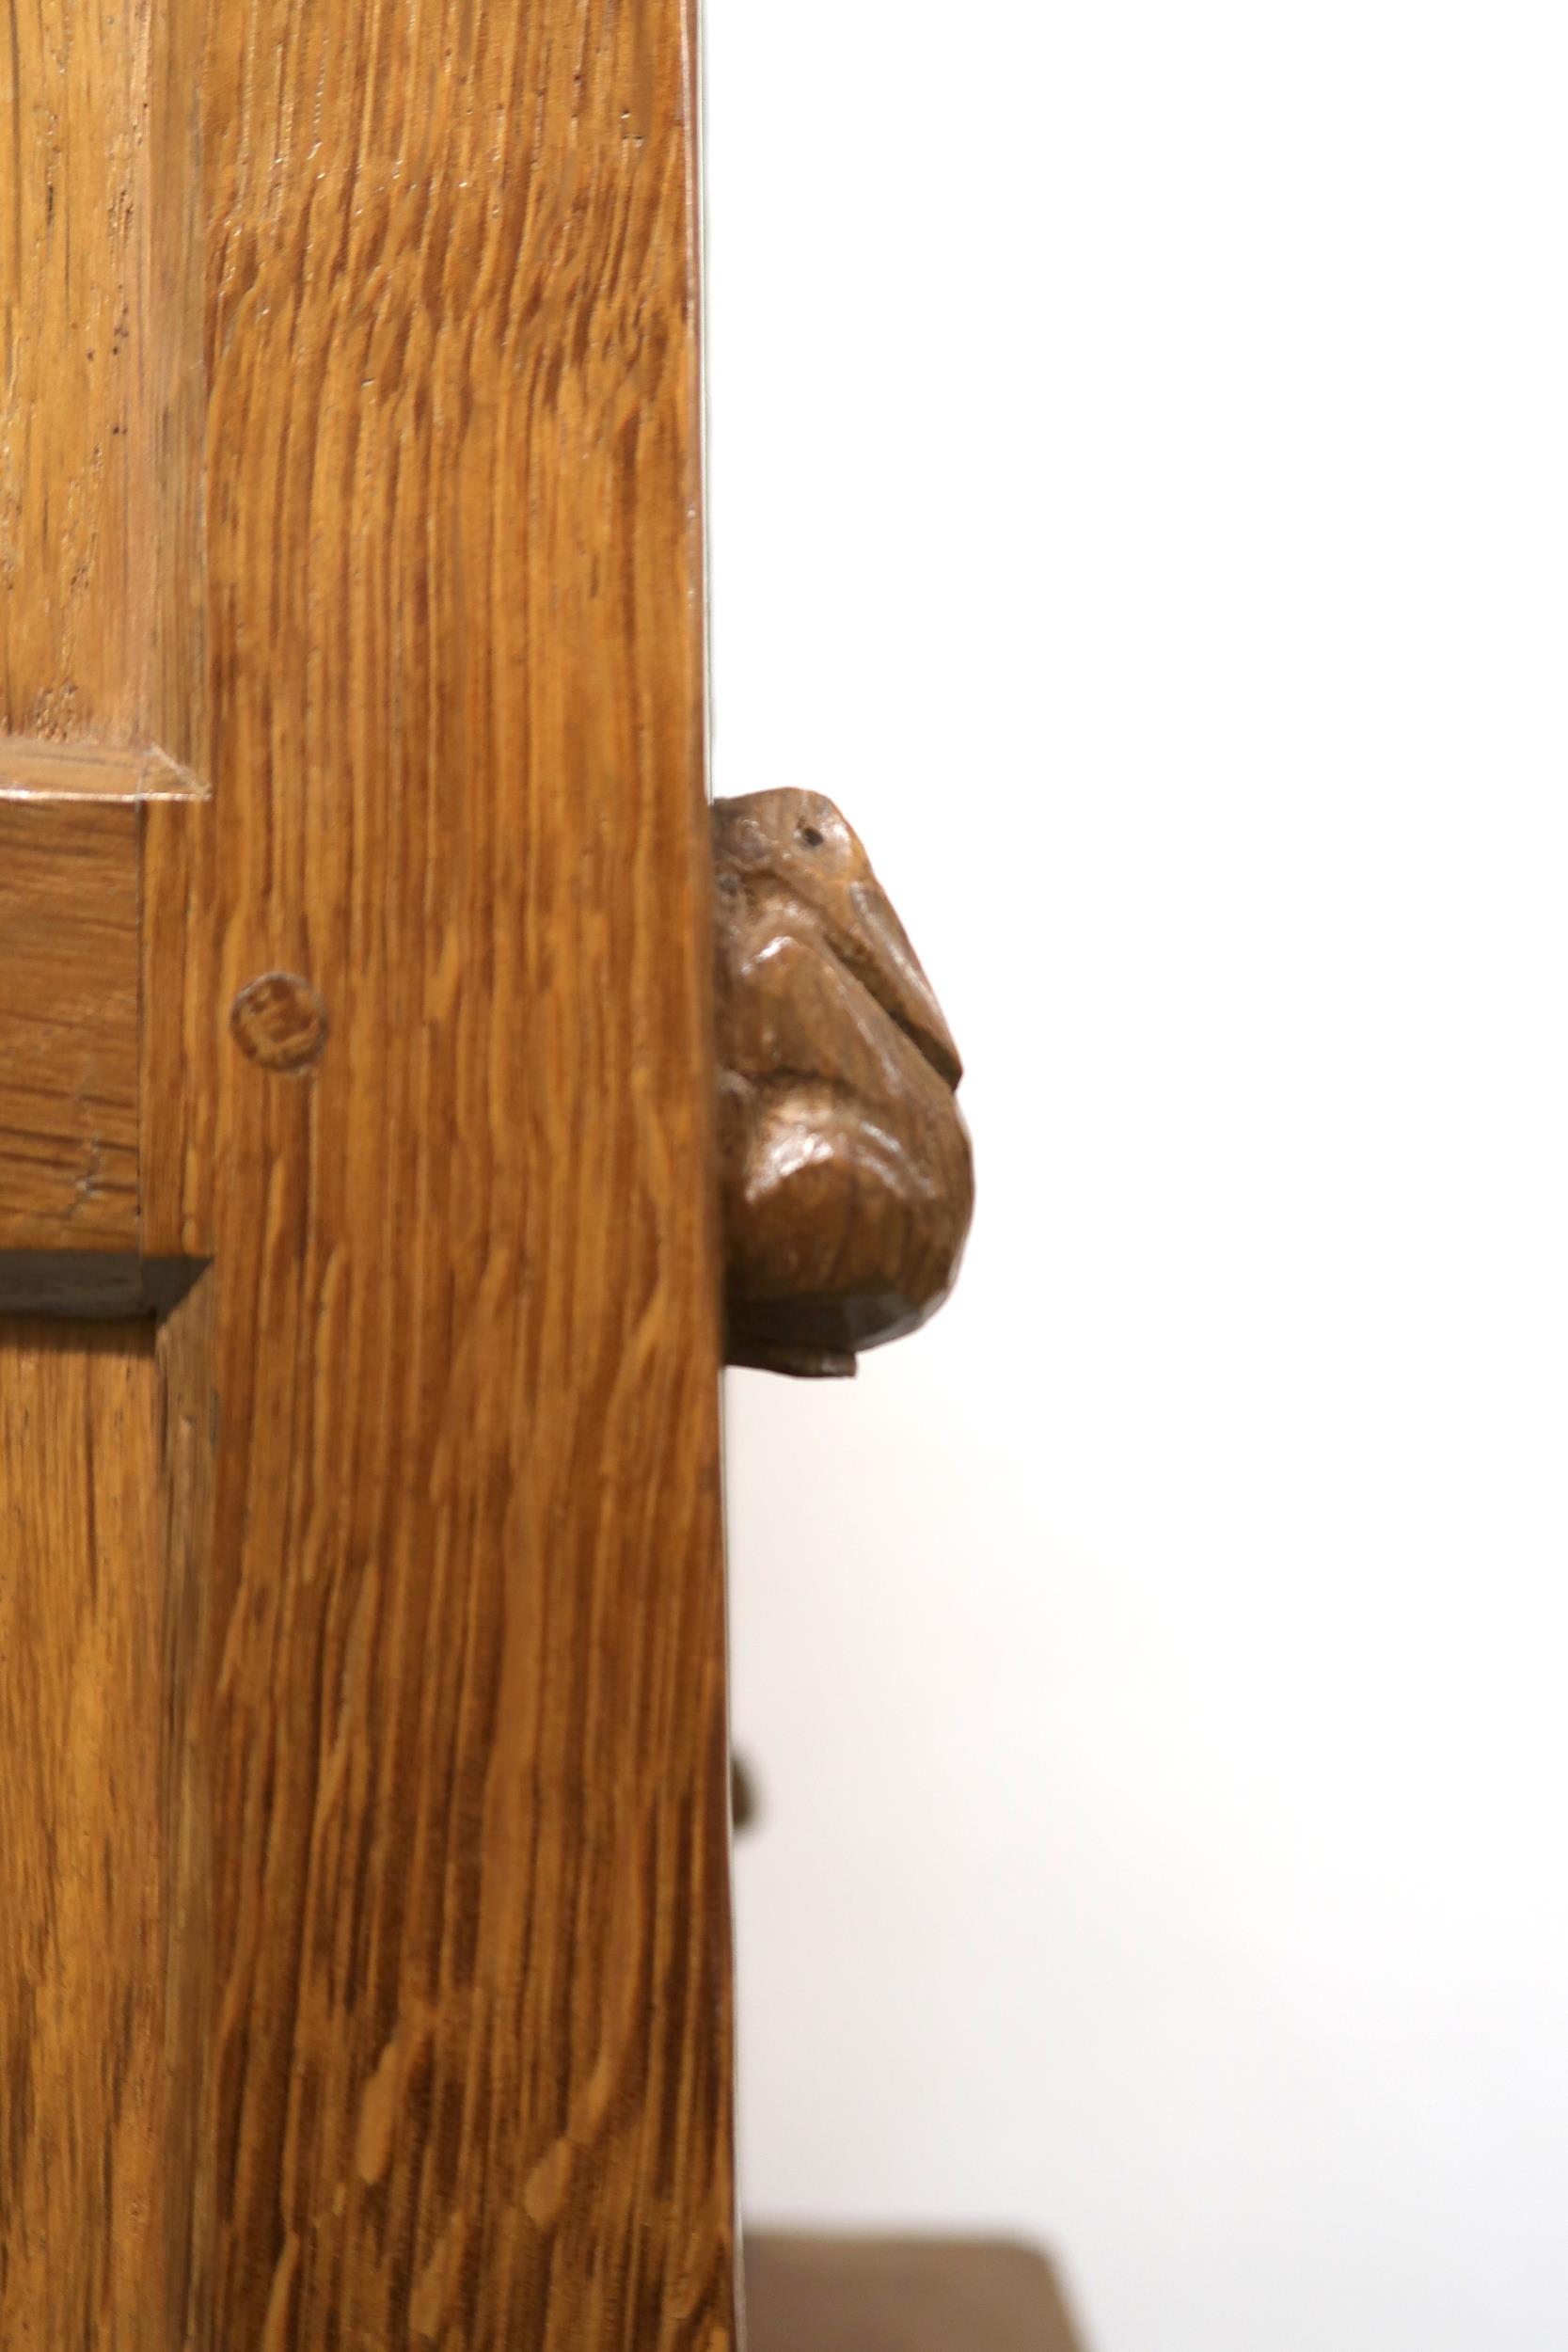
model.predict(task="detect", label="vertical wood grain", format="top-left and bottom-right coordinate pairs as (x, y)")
top-left (0, 0), bottom-right (142, 736)
top-left (0, 0), bottom-right (732, 2340)
top-left (0, 0), bottom-right (204, 752)
top-left (0, 1324), bottom-right (166, 2347)
top-left (156, 1279), bottom-right (218, 2352)
top-left (196, 1), bottom-right (734, 2344)
top-left (0, 0), bottom-right (218, 2324)
top-left (140, 788), bottom-right (216, 1263)
top-left (141, 0), bottom-right (208, 771)
top-left (0, 1306), bottom-right (216, 2350)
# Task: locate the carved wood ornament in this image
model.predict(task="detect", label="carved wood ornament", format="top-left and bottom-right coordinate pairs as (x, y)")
top-left (715, 790), bottom-right (974, 1376)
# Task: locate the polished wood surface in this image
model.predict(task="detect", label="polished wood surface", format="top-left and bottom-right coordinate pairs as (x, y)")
top-left (745, 2235), bottom-right (1087, 2352)
top-left (0, 1301), bottom-right (214, 2349)
top-left (0, 740), bottom-right (197, 796)
top-left (194, 3), bottom-right (730, 2334)
top-left (0, 748), bottom-right (208, 1298)
top-left (0, 0), bottom-right (204, 754)
top-left (0, 792), bottom-right (139, 1254)
top-left (139, 788), bottom-right (216, 1263)
top-left (715, 790), bottom-right (974, 1377)
top-left (0, 1323), bottom-right (169, 2347)
top-left (0, 1), bottom-right (735, 2346)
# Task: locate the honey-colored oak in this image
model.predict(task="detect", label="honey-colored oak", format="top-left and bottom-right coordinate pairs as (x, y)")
top-left (0, 792), bottom-right (140, 1254)
top-left (0, 0), bottom-right (204, 755)
top-left (0, 755), bottom-right (209, 1301)
top-left (0, 3), bottom-right (735, 2349)
top-left (0, 1322), bottom-right (170, 2348)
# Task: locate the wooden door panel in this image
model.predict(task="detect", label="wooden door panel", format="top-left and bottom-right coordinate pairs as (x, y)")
top-left (0, 0), bottom-right (736, 2344)
top-left (0, 1323), bottom-right (168, 2348)
top-left (0, 791), bottom-right (140, 1251)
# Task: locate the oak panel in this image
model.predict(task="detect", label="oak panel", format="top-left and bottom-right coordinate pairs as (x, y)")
top-left (0, 1323), bottom-right (169, 2348)
top-left (0, 795), bottom-right (140, 1253)
top-left (0, 762), bottom-right (211, 1292)
top-left (0, 1304), bottom-right (216, 2350)
top-left (0, 0), bottom-right (144, 739)
top-left (0, 1), bottom-right (731, 2342)
top-left (0, 0), bottom-right (205, 757)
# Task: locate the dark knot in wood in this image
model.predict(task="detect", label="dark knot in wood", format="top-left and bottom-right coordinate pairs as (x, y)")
top-left (714, 790), bottom-right (974, 1378)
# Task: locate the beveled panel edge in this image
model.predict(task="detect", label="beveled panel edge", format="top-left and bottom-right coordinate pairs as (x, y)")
top-left (0, 736), bottom-right (210, 802)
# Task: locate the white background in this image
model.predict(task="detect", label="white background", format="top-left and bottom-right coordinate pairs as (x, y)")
top-left (704, 4), bottom-right (1568, 2348)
